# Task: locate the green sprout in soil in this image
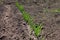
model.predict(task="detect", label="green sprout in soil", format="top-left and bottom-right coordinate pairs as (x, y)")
top-left (16, 1), bottom-right (43, 37)
top-left (44, 8), bottom-right (60, 13)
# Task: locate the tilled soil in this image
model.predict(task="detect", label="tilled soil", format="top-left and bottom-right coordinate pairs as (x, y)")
top-left (0, 0), bottom-right (60, 40)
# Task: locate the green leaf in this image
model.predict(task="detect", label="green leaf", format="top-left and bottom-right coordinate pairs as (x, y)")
top-left (16, 1), bottom-right (24, 12)
top-left (15, 1), bottom-right (43, 37)
top-left (34, 24), bottom-right (43, 36)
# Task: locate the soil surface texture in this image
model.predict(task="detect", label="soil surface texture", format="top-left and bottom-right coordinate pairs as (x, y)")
top-left (0, 0), bottom-right (60, 40)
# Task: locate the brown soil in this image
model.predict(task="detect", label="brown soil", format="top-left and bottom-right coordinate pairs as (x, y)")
top-left (0, 0), bottom-right (60, 40)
